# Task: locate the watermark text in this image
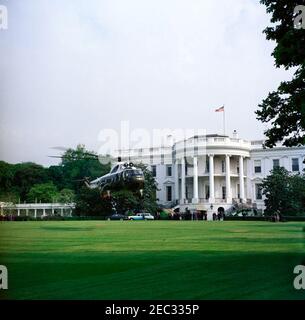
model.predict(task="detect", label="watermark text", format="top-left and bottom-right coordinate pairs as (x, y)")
top-left (0, 4), bottom-right (8, 30)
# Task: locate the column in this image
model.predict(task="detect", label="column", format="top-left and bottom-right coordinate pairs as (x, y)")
top-left (208, 154), bottom-right (215, 203)
top-left (192, 157), bottom-right (199, 203)
top-left (174, 160), bottom-right (179, 202)
top-left (61, 208), bottom-right (64, 216)
top-left (225, 155), bottom-right (232, 203)
top-left (239, 156), bottom-right (245, 202)
top-left (43, 208), bottom-right (46, 216)
top-left (17, 209), bottom-right (20, 217)
top-left (180, 157), bottom-right (186, 204)
top-left (26, 209), bottom-right (29, 216)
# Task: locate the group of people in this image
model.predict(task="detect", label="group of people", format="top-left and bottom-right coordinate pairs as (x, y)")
top-left (212, 212), bottom-right (225, 221)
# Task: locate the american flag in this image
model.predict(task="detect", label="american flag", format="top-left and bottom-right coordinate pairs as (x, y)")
top-left (215, 106), bottom-right (224, 112)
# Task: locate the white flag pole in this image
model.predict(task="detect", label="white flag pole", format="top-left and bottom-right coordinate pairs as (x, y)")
top-left (223, 105), bottom-right (226, 135)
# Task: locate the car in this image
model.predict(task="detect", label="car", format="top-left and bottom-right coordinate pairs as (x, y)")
top-left (128, 213), bottom-right (155, 220)
top-left (106, 213), bottom-right (128, 221)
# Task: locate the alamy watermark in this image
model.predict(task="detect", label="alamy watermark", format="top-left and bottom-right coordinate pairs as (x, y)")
top-left (0, 265), bottom-right (8, 290)
top-left (293, 265), bottom-right (305, 290)
top-left (0, 4), bottom-right (8, 30)
top-left (294, 5), bottom-right (305, 29)
top-left (97, 121), bottom-right (208, 166)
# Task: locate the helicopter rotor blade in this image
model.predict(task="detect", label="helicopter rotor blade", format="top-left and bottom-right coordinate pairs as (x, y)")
top-left (51, 146), bottom-right (70, 152)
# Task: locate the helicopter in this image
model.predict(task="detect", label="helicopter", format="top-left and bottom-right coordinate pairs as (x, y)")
top-left (49, 148), bottom-right (145, 198)
top-left (84, 159), bottom-right (145, 197)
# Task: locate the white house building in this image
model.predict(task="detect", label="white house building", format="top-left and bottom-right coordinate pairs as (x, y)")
top-left (118, 132), bottom-right (305, 218)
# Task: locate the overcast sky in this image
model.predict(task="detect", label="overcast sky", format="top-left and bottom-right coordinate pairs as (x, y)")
top-left (0, 0), bottom-right (293, 166)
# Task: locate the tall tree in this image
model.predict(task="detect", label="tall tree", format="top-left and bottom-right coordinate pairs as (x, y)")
top-left (60, 144), bottom-right (110, 192)
top-left (12, 162), bottom-right (49, 200)
top-left (136, 163), bottom-right (159, 214)
top-left (74, 187), bottom-right (112, 217)
top-left (256, 1), bottom-right (305, 148)
top-left (262, 167), bottom-right (305, 216)
top-left (27, 182), bottom-right (60, 203)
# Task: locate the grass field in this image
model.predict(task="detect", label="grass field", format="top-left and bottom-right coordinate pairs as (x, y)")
top-left (0, 220), bottom-right (304, 300)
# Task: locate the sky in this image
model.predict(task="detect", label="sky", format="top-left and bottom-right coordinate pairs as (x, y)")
top-left (0, 0), bottom-right (294, 166)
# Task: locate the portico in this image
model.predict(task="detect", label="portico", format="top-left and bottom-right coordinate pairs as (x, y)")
top-left (177, 155), bottom-right (247, 206)
top-left (173, 135), bottom-right (250, 213)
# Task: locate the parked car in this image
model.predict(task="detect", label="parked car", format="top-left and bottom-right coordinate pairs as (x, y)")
top-left (106, 213), bottom-right (128, 221)
top-left (128, 213), bottom-right (155, 220)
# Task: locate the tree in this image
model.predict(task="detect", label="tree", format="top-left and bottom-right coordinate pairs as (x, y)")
top-left (262, 167), bottom-right (305, 216)
top-left (136, 163), bottom-right (159, 214)
top-left (47, 165), bottom-right (65, 191)
top-left (27, 182), bottom-right (60, 203)
top-left (256, 1), bottom-right (305, 148)
top-left (0, 161), bottom-right (14, 191)
top-left (12, 163), bottom-right (49, 200)
top-left (74, 187), bottom-right (112, 217)
top-left (262, 167), bottom-right (292, 214)
top-left (57, 188), bottom-right (75, 203)
top-left (0, 161), bottom-right (19, 202)
top-left (111, 190), bottom-right (139, 214)
top-left (60, 144), bottom-right (110, 193)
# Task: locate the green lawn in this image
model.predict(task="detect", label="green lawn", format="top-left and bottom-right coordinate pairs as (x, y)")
top-left (0, 221), bottom-right (304, 300)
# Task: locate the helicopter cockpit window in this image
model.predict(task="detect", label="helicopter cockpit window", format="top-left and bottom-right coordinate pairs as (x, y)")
top-left (111, 165), bottom-right (119, 174)
top-left (125, 169), bottom-right (142, 176)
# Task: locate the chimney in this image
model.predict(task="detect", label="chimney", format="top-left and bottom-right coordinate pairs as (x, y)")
top-left (233, 130), bottom-right (239, 139)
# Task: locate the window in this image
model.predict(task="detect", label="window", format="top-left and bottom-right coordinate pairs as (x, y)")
top-left (166, 165), bottom-right (172, 177)
top-left (221, 160), bottom-right (225, 173)
top-left (254, 160), bottom-right (261, 173)
top-left (166, 186), bottom-right (172, 202)
top-left (255, 184), bottom-right (263, 200)
top-left (111, 165), bottom-right (119, 174)
top-left (205, 185), bottom-right (210, 200)
top-left (151, 165), bottom-right (156, 177)
top-left (205, 158), bottom-right (209, 173)
top-left (273, 159), bottom-right (280, 169)
top-left (292, 158), bottom-right (299, 172)
top-left (237, 184), bottom-right (240, 199)
top-left (222, 186), bottom-right (226, 200)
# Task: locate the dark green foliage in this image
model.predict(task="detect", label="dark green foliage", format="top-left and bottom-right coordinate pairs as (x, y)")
top-left (0, 145), bottom-right (109, 205)
top-left (12, 163), bottom-right (49, 200)
top-left (256, 0), bottom-right (305, 148)
top-left (262, 167), bottom-right (305, 215)
top-left (136, 163), bottom-right (159, 214)
top-left (27, 182), bottom-right (60, 203)
top-left (57, 188), bottom-right (75, 203)
top-left (0, 161), bottom-right (14, 191)
top-left (60, 144), bottom-right (110, 193)
top-left (111, 190), bottom-right (138, 214)
top-left (74, 187), bottom-right (112, 217)
top-left (0, 148), bottom-right (158, 216)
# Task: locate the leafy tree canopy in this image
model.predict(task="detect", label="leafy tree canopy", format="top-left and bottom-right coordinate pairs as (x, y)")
top-left (256, 0), bottom-right (305, 148)
top-left (262, 167), bottom-right (305, 216)
top-left (12, 162), bottom-right (49, 200)
top-left (74, 187), bottom-right (112, 217)
top-left (27, 182), bottom-right (59, 203)
top-left (60, 144), bottom-right (110, 192)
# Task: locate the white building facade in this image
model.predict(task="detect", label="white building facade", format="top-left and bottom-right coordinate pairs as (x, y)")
top-left (118, 133), bottom-right (305, 218)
